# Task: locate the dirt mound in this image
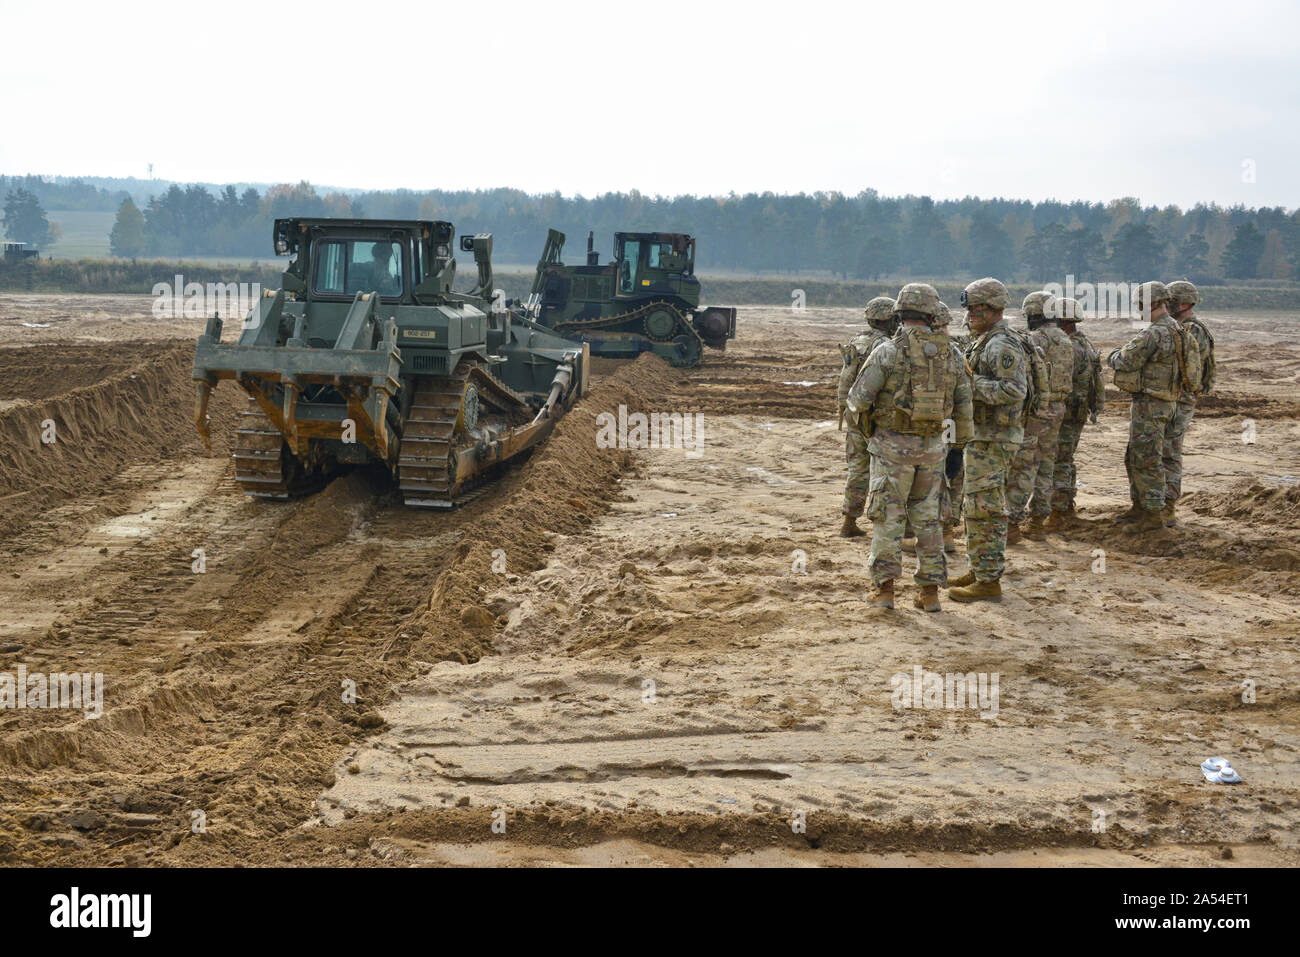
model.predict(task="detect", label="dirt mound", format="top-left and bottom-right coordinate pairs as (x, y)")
top-left (0, 343), bottom-right (240, 542)
top-left (407, 355), bottom-right (678, 664)
top-left (1188, 391), bottom-right (1300, 420)
top-left (1185, 479), bottom-right (1300, 529)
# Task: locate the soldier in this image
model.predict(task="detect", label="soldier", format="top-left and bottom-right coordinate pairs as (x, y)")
top-left (1004, 292), bottom-right (1074, 541)
top-left (1050, 297), bottom-right (1103, 525)
top-left (935, 302), bottom-right (968, 553)
top-left (846, 284), bottom-right (973, 612)
top-left (837, 296), bottom-right (898, 537)
top-left (1108, 281), bottom-right (1200, 534)
top-left (1163, 279), bottom-right (1216, 527)
top-left (947, 278), bottom-right (1028, 603)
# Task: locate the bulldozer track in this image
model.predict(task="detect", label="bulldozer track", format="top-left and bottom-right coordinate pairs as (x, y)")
top-left (397, 361), bottom-right (531, 508)
top-left (233, 398), bottom-right (294, 499)
top-left (554, 298), bottom-right (704, 367)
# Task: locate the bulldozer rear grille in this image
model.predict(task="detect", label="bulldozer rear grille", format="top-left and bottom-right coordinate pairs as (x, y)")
top-left (411, 354), bottom-right (449, 374)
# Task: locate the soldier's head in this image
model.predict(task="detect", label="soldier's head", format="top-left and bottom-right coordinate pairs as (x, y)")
top-left (1135, 280), bottom-right (1171, 322)
top-left (1054, 296), bottom-right (1085, 333)
top-left (864, 296), bottom-right (898, 333)
top-left (1022, 291), bottom-right (1055, 330)
top-left (892, 283), bottom-right (941, 331)
top-left (1166, 280), bottom-right (1200, 319)
top-left (962, 277), bottom-right (1008, 335)
top-left (932, 301), bottom-right (952, 331)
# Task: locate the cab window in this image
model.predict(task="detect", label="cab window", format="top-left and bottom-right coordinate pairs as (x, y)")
top-left (313, 240), bottom-right (405, 297)
top-left (619, 239), bottom-right (641, 292)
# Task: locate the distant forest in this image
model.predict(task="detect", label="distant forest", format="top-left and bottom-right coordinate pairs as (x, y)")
top-left (2, 173), bottom-right (1297, 284)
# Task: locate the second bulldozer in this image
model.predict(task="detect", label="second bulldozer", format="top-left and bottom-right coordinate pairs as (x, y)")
top-left (520, 229), bottom-right (736, 367)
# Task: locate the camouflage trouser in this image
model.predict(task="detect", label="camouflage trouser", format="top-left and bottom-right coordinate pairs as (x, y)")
top-left (1164, 401), bottom-right (1195, 503)
top-left (865, 429), bottom-right (946, 586)
top-left (1005, 413), bottom-right (1048, 524)
top-left (843, 427), bottom-right (871, 517)
top-left (1052, 414), bottom-right (1087, 509)
top-left (1123, 394), bottom-right (1179, 511)
top-left (1030, 402), bottom-right (1065, 518)
top-left (961, 440), bottom-right (1017, 583)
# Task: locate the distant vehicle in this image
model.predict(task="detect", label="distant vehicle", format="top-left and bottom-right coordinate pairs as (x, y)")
top-left (518, 229), bottom-right (736, 367)
top-left (1, 241), bottom-right (39, 263)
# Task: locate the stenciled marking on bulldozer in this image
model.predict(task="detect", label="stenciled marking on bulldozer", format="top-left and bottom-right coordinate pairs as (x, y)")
top-left (192, 217), bottom-right (589, 508)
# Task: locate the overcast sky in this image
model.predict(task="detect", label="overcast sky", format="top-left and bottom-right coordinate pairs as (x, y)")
top-left (2, 0), bottom-right (1296, 209)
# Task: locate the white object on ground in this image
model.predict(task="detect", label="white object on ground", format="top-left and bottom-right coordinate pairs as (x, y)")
top-left (1201, 757), bottom-right (1243, 784)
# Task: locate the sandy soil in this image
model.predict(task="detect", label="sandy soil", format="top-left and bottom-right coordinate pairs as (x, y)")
top-left (0, 296), bottom-right (1296, 867)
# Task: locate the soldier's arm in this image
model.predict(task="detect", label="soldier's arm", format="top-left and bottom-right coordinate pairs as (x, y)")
top-left (970, 339), bottom-right (1027, 407)
top-left (950, 356), bottom-right (974, 444)
top-left (846, 344), bottom-right (890, 414)
top-left (1108, 327), bottom-right (1157, 372)
top-left (1198, 326), bottom-right (1217, 394)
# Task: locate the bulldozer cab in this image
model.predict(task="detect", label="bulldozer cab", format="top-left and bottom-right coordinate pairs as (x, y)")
top-left (275, 218), bottom-right (458, 305)
top-left (615, 232), bottom-right (694, 294)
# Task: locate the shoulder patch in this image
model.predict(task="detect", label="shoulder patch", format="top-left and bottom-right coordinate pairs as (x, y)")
top-left (1001, 351), bottom-right (1015, 370)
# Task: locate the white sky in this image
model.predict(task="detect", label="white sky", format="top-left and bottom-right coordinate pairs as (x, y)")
top-left (2, 0), bottom-right (1297, 208)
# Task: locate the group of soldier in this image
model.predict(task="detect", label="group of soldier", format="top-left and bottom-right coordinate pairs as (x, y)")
top-left (835, 277), bottom-right (1216, 612)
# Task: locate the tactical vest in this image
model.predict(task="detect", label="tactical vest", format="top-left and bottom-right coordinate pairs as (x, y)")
top-left (869, 327), bottom-right (959, 437)
top-left (967, 327), bottom-right (1028, 430)
top-left (839, 327), bottom-right (891, 403)
top-left (1036, 326), bottom-right (1074, 400)
top-left (1114, 320), bottom-right (1198, 402)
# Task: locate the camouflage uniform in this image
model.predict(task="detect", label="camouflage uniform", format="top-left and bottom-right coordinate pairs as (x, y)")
top-left (1164, 281), bottom-right (1216, 507)
top-left (838, 297), bottom-right (897, 519)
top-left (847, 290), bottom-right (973, 589)
top-left (1005, 295), bottom-right (1074, 525)
top-left (960, 284), bottom-right (1028, 584)
top-left (1052, 308), bottom-right (1104, 511)
top-left (1108, 283), bottom-right (1185, 518)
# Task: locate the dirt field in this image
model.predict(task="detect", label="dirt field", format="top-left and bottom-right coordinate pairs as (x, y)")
top-left (0, 294), bottom-right (1297, 867)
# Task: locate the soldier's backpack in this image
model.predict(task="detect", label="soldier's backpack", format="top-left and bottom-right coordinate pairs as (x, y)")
top-left (1184, 317), bottom-right (1215, 395)
top-left (1011, 330), bottom-right (1048, 421)
top-left (890, 326), bottom-right (958, 435)
top-left (1172, 322), bottom-right (1203, 397)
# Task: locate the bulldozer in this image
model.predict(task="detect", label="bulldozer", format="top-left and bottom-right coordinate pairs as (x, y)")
top-left (518, 229), bottom-right (736, 367)
top-left (193, 217), bottom-right (587, 507)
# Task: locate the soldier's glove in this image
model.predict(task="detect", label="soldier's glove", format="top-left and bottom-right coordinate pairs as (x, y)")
top-left (1088, 411), bottom-right (1098, 425)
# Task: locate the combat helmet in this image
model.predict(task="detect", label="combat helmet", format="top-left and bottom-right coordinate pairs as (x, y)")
top-left (1166, 280), bottom-right (1200, 307)
top-left (1134, 280), bottom-right (1171, 319)
top-left (1022, 291), bottom-right (1054, 317)
top-left (932, 301), bottom-right (952, 328)
top-left (893, 283), bottom-right (942, 319)
top-left (864, 296), bottom-right (897, 328)
top-left (1054, 297), bottom-right (1085, 321)
top-left (961, 277), bottom-right (1009, 310)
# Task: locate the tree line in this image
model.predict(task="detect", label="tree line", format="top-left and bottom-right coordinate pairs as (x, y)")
top-left (3, 174), bottom-right (1298, 283)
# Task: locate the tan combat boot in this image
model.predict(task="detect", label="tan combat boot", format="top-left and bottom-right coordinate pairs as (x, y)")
top-left (840, 515), bottom-right (866, 538)
top-left (870, 579), bottom-right (895, 609)
top-left (948, 579), bottom-right (1002, 603)
top-left (1123, 508), bottom-right (1166, 534)
top-left (1044, 510), bottom-right (1064, 532)
top-left (1023, 516), bottom-right (1047, 541)
top-left (1162, 501), bottom-right (1179, 528)
top-left (913, 584), bottom-right (941, 613)
top-left (948, 569), bottom-right (977, 588)
top-left (1114, 505), bottom-right (1143, 524)
top-left (1006, 523), bottom-right (1024, 545)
